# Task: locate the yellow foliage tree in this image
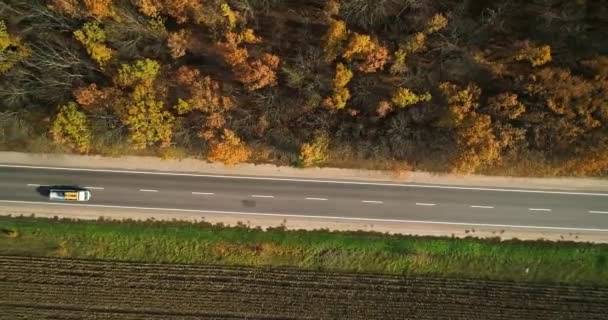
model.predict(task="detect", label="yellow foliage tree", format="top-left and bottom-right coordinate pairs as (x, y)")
top-left (322, 19), bottom-right (348, 62)
top-left (425, 13), bottom-right (448, 34)
top-left (121, 86), bottom-right (175, 149)
top-left (333, 62), bottom-right (353, 88)
top-left (450, 113), bottom-right (500, 174)
top-left (324, 63), bottom-right (353, 109)
top-left (115, 59), bottom-right (160, 87)
top-left (51, 102), bottom-right (91, 153)
top-left (220, 2), bottom-right (238, 31)
top-left (207, 129), bottom-right (251, 165)
top-left (390, 48), bottom-right (407, 75)
top-left (74, 22), bottom-right (113, 67)
top-left (0, 20), bottom-right (30, 74)
top-left (342, 33), bottom-right (374, 61)
top-left (391, 87), bottom-right (432, 108)
top-left (299, 131), bottom-right (330, 167)
top-left (436, 82), bottom-right (481, 127)
top-left (514, 42), bottom-right (552, 67)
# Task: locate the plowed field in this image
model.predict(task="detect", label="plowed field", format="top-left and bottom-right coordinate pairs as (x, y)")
top-left (1, 255), bottom-right (606, 320)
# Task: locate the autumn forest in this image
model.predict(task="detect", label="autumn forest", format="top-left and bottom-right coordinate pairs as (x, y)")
top-left (0, 0), bottom-right (607, 176)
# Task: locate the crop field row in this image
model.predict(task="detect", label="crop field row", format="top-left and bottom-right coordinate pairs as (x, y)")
top-left (1, 255), bottom-right (607, 320)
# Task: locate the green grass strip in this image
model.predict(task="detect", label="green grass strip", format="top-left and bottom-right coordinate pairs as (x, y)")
top-left (1, 215), bottom-right (607, 285)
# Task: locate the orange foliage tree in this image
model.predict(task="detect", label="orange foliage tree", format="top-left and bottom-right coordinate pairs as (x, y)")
top-left (207, 129), bottom-right (251, 165)
top-left (218, 32), bottom-right (280, 91)
top-left (73, 84), bottom-right (121, 111)
top-left (342, 33), bottom-right (388, 73)
top-left (167, 29), bottom-right (191, 59)
top-left (173, 66), bottom-right (233, 113)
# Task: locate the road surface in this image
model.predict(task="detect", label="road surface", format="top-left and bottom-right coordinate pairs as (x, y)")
top-left (1, 165), bottom-right (608, 232)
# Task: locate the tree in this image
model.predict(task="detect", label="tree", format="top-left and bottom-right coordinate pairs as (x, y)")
top-left (324, 63), bottom-right (353, 109)
top-left (74, 22), bottom-right (113, 67)
top-left (220, 2), bottom-right (238, 31)
top-left (486, 93), bottom-right (526, 120)
top-left (341, 32), bottom-right (388, 72)
top-left (51, 102), bottom-right (91, 153)
top-left (48, 0), bottom-right (81, 17)
top-left (115, 59), bottom-right (160, 87)
top-left (133, 0), bottom-right (203, 23)
top-left (234, 53), bottom-right (280, 91)
top-left (167, 29), bottom-right (191, 59)
top-left (450, 112), bottom-right (500, 174)
top-left (299, 131), bottom-right (330, 167)
top-left (83, 0), bottom-right (113, 18)
top-left (425, 13), bottom-right (448, 34)
top-left (0, 20), bottom-right (30, 74)
top-left (436, 82), bottom-right (481, 127)
top-left (174, 66), bottom-right (234, 112)
top-left (391, 87), bottom-right (431, 108)
top-left (358, 45), bottom-right (388, 73)
top-left (217, 33), bottom-right (279, 91)
top-left (514, 41), bottom-right (552, 67)
top-left (389, 48), bottom-right (407, 75)
top-left (73, 84), bottom-right (120, 111)
top-left (121, 87), bottom-right (174, 149)
top-left (332, 62), bottom-right (353, 88)
top-left (342, 33), bottom-right (374, 61)
top-left (322, 19), bottom-right (348, 62)
top-left (207, 129), bottom-right (251, 165)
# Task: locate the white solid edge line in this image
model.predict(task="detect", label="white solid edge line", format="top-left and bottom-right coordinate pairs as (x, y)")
top-left (2, 164), bottom-right (607, 197)
top-left (306, 197), bottom-right (328, 201)
top-left (84, 187), bottom-right (104, 190)
top-left (416, 203), bottom-right (436, 206)
top-left (470, 205), bottom-right (494, 209)
top-left (1, 199), bottom-right (607, 233)
top-left (362, 200), bottom-right (383, 204)
top-left (589, 211), bottom-right (608, 214)
top-left (529, 208), bottom-right (552, 212)
top-left (251, 195), bottom-right (274, 198)
top-left (139, 189), bottom-right (158, 192)
top-left (192, 192), bottom-right (214, 195)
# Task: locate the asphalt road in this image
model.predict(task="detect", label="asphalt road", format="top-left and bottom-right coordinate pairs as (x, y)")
top-left (1, 165), bottom-right (608, 231)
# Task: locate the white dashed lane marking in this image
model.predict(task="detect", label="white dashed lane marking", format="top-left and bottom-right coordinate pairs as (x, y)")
top-left (251, 195), bottom-right (274, 198)
top-left (589, 211), bottom-right (608, 214)
top-left (529, 208), bottom-right (552, 212)
top-left (139, 189), bottom-right (158, 192)
top-left (84, 187), bottom-right (104, 190)
top-left (362, 200), bottom-right (383, 204)
top-left (27, 183), bottom-right (41, 187)
top-left (192, 192), bottom-right (214, 195)
top-left (306, 197), bottom-right (328, 201)
top-left (470, 205), bottom-right (494, 209)
top-left (416, 203), bottom-right (436, 206)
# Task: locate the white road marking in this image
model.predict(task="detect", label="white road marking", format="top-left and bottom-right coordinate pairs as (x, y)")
top-left (2, 199), bottom-right (608, 233)
top-left (416, 203), bottom-right (436, 206)
top-left (251, 195), bottom-right (274, 198)
top-left (362, 200), bottom-right (383, 204)
top-left (470, 205), bottom-right (494, 209)
top-left (27, 184), bottom-right (41, 187)
top-left (589, 211), bottom-right (608, 214)
top-left (3, 165), bottom-right (607, 197)
top-left (192, 192), bottom-right (214, 195)
top-left (84, 187), bottom-right (104, 190)
top-left (306, 197), bottom-right (328, 201)
top-left (529, 208), bottom-right (552, 212)
top-left (139, 189), bottom-right (158, 192)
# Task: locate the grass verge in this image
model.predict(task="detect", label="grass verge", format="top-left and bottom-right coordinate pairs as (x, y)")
top-left (1, 215), bottom-right (607, 285)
